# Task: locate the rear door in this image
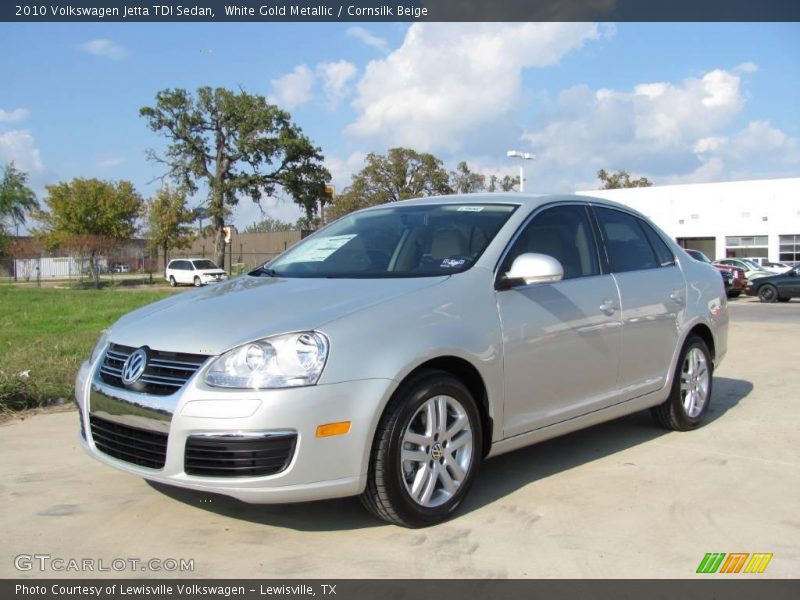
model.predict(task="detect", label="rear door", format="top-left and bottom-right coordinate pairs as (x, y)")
top-left (592, 206), bottom-right (685, 398)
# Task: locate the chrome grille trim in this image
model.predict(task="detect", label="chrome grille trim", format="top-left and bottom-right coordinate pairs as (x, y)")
top-left (98, 343), bottom-right (208, 396)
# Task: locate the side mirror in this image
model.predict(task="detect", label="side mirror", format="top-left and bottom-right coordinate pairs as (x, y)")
top-left (498, 253), bottom-right (564, 289)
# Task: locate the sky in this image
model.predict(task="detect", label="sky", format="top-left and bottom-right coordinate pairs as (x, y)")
top-left (1, 22), bottom-right (799, 230)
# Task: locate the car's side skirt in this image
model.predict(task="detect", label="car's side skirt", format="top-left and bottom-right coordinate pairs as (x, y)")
top-left (486, 387), bottom-right (669, 459)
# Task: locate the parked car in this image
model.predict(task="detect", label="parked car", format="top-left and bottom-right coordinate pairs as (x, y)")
top-left (164, 258), bottom-right (227, 287)
top-left (684, 249), bottom-right (746, 298)
top-left (110, 263), bottom-right (131, 273)
top-left (714, 258), bottom-right (773, 281)
top-left (747, 257), bottom-right (793, 274)
top-left (744, 264), bottom-right (800, 302)
top-left (76, 194), bottom-right (728, 527)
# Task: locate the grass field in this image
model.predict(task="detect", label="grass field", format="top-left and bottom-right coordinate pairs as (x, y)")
top-left (0, 287), bottom-right (175, 411)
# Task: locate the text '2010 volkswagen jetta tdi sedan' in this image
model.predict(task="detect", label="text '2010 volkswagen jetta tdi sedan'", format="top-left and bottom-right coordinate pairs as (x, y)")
top-left (76, 194), bottom-right (728, 527)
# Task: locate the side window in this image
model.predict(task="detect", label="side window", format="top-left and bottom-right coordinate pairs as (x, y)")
top-left (594, 207), bottom-right (659, 273)
top-left (638, 219), bottom-right (675, 266)
top-left (502, 205), bottom-right (600, 280)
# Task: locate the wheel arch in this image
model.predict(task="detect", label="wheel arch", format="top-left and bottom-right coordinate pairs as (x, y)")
top-left (386, 356), bottom-right (494, 459)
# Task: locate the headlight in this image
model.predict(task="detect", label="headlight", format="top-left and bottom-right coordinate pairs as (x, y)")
top-left (205, 331), bottom-right (329, 389)
top-left (90, 329), bottom-right (111, 364)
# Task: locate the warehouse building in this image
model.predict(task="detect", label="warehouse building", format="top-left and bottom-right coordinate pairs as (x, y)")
top-left (578, 177), bottom-right (800, 264)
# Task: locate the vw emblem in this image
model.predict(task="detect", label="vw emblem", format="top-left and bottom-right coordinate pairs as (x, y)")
top-left (121, 348), bottom-right (148, 385)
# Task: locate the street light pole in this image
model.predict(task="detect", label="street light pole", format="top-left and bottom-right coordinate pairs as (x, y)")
top-left (506, 150), bottom-right (535, 193)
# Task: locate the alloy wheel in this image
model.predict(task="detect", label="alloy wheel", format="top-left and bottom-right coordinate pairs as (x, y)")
top-left (400, 394), bottom-right (473, 508)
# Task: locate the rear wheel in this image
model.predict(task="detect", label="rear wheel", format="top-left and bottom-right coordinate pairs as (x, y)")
top-left (726, 290), bottom-right (741, 298)
top-left (360, 370), bottom-right (482, 527)
top-left (168, 276), bottom-right (177, 287)
top-left (758, 284), bottom-right (778, 303)
top-left (652, 335), bottom-right (712, 431)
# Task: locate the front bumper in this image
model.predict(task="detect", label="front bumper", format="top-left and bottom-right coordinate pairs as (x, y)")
top-left (75, 359), bottom-right (396, 503)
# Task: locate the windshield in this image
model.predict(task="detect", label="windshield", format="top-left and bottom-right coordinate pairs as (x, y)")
top-left (192, 260), bottom-right (220, 270)
top-left (259, 203), bottom-right (517, 278)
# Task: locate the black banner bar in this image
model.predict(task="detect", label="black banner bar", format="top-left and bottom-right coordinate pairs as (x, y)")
top-left (5, 580), bottom-right (800, 600)
top-left (3, 0), bottom-right (800, 23)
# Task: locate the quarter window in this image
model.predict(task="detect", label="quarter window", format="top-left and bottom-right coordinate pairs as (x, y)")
top-left (502, 205), bottom-right (600, 280)
top-left (594, 207), bottom-right (659, 273)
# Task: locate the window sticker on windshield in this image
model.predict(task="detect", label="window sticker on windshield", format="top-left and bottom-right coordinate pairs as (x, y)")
top-left (288, 234), bottom-right (357, 262)
top-left (456, 206), bottom-right (484, 212)
top-left (440, 258), bottom-right (466, 268)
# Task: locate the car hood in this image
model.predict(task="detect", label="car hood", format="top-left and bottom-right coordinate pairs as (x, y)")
top-left (109, 275), bottom-right (447, 355)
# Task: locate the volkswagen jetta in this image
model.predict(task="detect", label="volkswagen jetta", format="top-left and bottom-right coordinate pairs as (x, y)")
top-left (76, 194), bottom-right (728, 527)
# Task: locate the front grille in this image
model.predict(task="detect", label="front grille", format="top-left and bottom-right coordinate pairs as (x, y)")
top-left (185, 434), bottom-right (297, 478)
top-left (90, 415), bottom-right (168, 469)
top-left (99, 344), bottom-right (207, 395)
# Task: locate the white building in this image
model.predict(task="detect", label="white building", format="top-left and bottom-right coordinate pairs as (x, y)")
top-left (578, 177), bottom-right (800, 264)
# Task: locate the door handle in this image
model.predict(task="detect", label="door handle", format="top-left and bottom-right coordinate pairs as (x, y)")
top-left (669, 289), bottom-right (685, 305)
top-left (599, 299), bottom-right (617, 315)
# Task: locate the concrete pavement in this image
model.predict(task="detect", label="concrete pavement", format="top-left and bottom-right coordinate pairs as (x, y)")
top-left (1, 301), bottom-right (798, 578)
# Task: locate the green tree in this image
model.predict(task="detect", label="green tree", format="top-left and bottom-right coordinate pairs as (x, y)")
top-left (487, 174), bottom-right (520, 192)
top-left (597, 169), bottom-right (653, 189)
top-left (146, 185), bottom-right (195, 270)
top-left (449, 161), bottom-right (486, 194)
top-left (35, 178), bottom-right (143, 287)
top-left (0, 162), bottom-right (38, 252)
top-left (329, 147), bottom-right (451, 219)
top-left (140, 87), bottom-right (331, 269)
top-left (243, 216), bottom-right (295, 234)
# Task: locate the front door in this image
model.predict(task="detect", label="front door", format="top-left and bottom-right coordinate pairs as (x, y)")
top-left (496, 204), bottom-right (622, 437)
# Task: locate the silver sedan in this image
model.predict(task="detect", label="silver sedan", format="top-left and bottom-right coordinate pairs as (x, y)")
top-left (75, 194), bottom-right (728, 526)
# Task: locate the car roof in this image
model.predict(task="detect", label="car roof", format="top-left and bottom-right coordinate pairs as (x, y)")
top-left (386, 192), bottom-right (636, 212)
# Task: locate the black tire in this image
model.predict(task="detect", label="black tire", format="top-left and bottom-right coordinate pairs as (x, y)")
top-left (169, 276), bottom-right (177, 287)
top-left (758, 284), bottom-right (778, 303)
top-left (778, 298), bottom-right (790, 303)
top-left (726, 290), bottom-right (741, 299)
top-left (360, 370), bottom-right (483, 527)
top-left (193, 276), bottom-right (202, 287)
top-left (651, 335), bottom-right (713, 431)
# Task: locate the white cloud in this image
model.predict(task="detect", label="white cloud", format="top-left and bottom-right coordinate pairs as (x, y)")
top-left (97, 156), bottom-right (126, 168)
top-left (0, 129), bottom-right (44, 174)
top-left (317, 60), bottom-right (357, 109)
top-left (324, 151), bottom-right (366, 190)
top-left (346, 26), bottom-right (388, 52)
top-left (268, 65), bottom-right (315, 109)
top-left (0, 107), bottom-right (30, 123)
top-left (79, 39), bottom-right (127, 60)
top-left (735, 61), bottom-right (758, 73)
top-left (346, 23), bottom-right (601, 153)
top-left (522, 67), bottom-right (746, 172)
top-left (513, 67), bottom-right (800, 190)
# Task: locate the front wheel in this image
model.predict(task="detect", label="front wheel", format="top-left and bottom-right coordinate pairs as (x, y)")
top-left (360, 370), bottom-right (482, 527)
top-left (193, 276), bottom-right (202, 287)
top-left (651, 335), bottom-right (713, 431)
top-left (758, 284), bottom-right (779, 303)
